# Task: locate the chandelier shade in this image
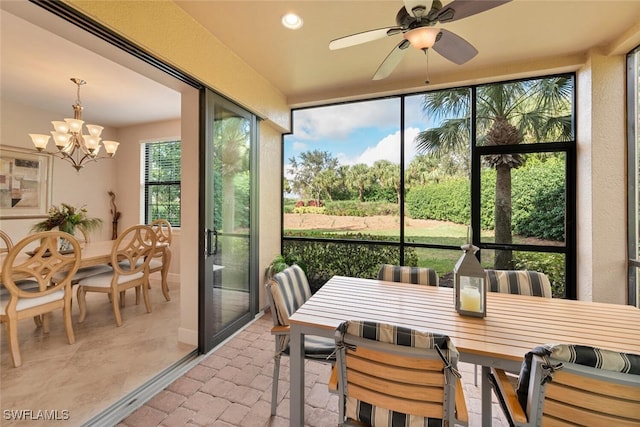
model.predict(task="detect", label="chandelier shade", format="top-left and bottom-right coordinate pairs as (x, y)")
top-left (29, 78), bottom-right (119, 172)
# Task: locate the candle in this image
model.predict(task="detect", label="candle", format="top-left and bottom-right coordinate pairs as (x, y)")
top-left (460, 287), bottom-right (481, 312)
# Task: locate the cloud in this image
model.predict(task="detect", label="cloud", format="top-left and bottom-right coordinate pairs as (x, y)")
top-left (293, 98), bottom-right (400, 140)
top-left (339, 127), bottom-right (421, 167)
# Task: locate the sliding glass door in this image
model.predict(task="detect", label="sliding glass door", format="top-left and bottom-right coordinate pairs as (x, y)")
top-left (200, 89), bottom-right (258, 352)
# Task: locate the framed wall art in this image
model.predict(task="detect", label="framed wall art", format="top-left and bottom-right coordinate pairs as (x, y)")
top-left (0, 146), bottom-right (53, 219)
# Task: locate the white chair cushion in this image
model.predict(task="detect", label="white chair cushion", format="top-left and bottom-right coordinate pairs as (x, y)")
top-left (0, 289), bottom-right (64, 314)
top-left (148, 259), bottom-right (163, 270)
top-left (78, 271), bottom-right (145, 287)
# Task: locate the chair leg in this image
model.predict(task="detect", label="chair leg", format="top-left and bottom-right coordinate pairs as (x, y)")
top-left (77, 286), bottom-right (88, 323)
top-left (42, 312), bottom-right (51, 334)
top-left (474, 364), bottom-right (478, 387)
top-left (33, 315), bottom-right (42, 328)
top-left (271, 353), bottom-right (281, 416)
top-left (112, 290), bottom-right (123, 327)
top-left (161, 250), bottom-right (171, 301)
top-left (63, 300), bottom-right (75, 345)
top-left (141, 281), bottom-right (152, 313)
top-left (6, 317), bottom-right (22, 367)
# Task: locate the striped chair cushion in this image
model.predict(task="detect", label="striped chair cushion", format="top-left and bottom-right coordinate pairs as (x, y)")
top-left (549, 344), bottom-right (640, 375)
top-left (377, 264), bottom-right (439, 286)
top-left (340, 320), bottom-right (458, 427)
top-left (485, 269), bottom-right (552, 297)
top-left (268, 264), bottom-right (312, 327)
top-left (516, 344), bottom-right (640, 408)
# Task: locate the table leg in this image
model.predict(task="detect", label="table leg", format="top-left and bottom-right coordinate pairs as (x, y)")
top-left (481, 365), bottom-right (492, 427)
top-left (290, 323), bottom-right (305, 425)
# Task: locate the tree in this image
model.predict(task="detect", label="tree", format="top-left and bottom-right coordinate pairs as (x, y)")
top-left (416, 77), bottom-right (572, 269)
top-left (372, 160), bottom-right (401, 204)
top-left (215, 116), bottom-right (249, 233)
top-left (288, 150), bottom-right (339, 203)
top-left (346, 163), bottom-right (372, 202)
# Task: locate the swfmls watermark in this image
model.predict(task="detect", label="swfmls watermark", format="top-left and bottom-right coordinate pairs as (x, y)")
top-left (3, 409), bottom-right (70, 421)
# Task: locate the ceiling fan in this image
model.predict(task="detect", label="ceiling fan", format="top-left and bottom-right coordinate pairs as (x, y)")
top-left (329, 0), bottom-right (512, 80)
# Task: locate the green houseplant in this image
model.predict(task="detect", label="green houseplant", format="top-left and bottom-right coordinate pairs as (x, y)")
top-left (32, 203), bottom-right (102, 248)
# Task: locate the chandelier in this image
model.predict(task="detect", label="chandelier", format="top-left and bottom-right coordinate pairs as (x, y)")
top-left (29, 78), bottom-right (119, 172)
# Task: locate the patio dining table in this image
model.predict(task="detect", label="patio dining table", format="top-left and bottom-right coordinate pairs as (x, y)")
top-left (288, 275), bottom-right (640, 426)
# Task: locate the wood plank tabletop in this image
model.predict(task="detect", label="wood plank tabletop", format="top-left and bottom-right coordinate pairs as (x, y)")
top-left (289, 275), bottom-right (640, 363)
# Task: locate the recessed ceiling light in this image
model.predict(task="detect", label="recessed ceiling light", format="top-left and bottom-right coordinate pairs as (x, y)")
top-left (281, 13), bottom-right (303, 30)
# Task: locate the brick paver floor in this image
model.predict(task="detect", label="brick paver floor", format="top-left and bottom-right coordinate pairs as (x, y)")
top-left (119, 314), bottom-right (509, 427)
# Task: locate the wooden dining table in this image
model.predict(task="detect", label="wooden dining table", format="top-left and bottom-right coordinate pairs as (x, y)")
top-left (0, 240), bottom-right (115, 277)
top-left (288, 275), bottom-right (640, 426)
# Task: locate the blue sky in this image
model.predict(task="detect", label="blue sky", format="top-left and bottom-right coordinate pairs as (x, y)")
top-left (284, 94), bottom-right (438, 173)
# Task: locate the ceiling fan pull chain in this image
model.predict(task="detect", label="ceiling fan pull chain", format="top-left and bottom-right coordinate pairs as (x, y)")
top-left (425, 49), bottom-right (430, 85)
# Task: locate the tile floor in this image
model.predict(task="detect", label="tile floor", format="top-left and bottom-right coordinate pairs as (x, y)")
top-left (118, 314), bottom-right (510, 427)
top-left (1, 278), bottom-right (195, 427)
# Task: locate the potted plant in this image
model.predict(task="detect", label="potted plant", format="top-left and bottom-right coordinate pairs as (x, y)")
top-left (264, 254), bottom-right (307, 282)
top-left (32, 203), bottom-right (102, 249)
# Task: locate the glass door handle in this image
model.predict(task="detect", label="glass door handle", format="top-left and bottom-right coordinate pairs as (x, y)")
top-left (206, 228), bottom-right (218, 256)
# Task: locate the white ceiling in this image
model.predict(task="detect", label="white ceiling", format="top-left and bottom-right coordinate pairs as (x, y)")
top-left (2, 0), bottom-right (640, 128)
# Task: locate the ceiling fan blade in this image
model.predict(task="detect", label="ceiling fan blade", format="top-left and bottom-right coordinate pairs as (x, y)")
top-left (404, 0), bottom-right (433, 17)
top-left (329, 26), bottom-right (402, 50)
top-left (432, 29), bottom-right (478, 65)
top-left (435, 0), bottom-right (511, 23)
top-left (373, 40), bottom-right (411, 80)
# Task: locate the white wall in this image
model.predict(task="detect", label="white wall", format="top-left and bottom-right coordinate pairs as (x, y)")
top-left (577, 50), bottom-right (628, 303)
top-left (114, 118), bottom-right (182, 278)
top-left (1, 99), bottom-right (116, 243)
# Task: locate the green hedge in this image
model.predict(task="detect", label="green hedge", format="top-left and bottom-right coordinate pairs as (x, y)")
top-left (406, 157), bottom-right (565, 241)
top-left (283, 232), bottom-right (418, 293)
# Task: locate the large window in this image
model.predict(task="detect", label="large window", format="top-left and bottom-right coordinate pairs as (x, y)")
top-left (283, 74), bottom-right (575, 297)
top-left (144, 140), bottom-right (181, 226)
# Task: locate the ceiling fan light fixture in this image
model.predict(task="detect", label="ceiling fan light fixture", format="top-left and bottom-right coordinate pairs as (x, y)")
top-left (281, 13), bottom-right (303, 30)
top-left (404, 27), bottom-right (440, 51)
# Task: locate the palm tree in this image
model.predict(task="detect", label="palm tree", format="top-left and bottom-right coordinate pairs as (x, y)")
top-left (415, 77), bottom-right (572, 269)
top-left (346, 163), bottom-right (372, 202)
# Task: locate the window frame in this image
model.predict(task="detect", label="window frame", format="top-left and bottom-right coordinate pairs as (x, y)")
top-left (282, 73), bottom-right (577, 298)
top-left (143, 139), bottom-right (182, 227)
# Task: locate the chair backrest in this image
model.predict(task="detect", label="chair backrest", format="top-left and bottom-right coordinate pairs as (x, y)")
top-left (485, 269), bottom-right (552, 297)
top-left (0, 230), bottom-right (13, 254)
top-left (111, 225), bottom-right (157, 276)
top-left (150, 219), bottom-right (172, 246)
top-left (334, 320), bottom-right (465, 427)
top-left (1, 231), bottom-right (81, 301)
top-left (518, 344), bottom-right (640, 426)
top-left (377, 264), bottom-right (439, 286)
top-left (265, 264), bottom-right (311, 328)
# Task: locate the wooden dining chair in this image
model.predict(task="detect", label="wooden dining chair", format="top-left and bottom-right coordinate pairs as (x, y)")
top-left (265, 264), bottom-right (336, 416)
top-left (490, 344), bottom-right (640, 427)
top-left (76, 224), bottom-right (157, 327)
top-left (377, 264), bottom-right (439, 286)
top-left (0, 231), bottom-right (81, 367)
top-left (334, 320), bottom-right (468, 427)
top-left (148, 218), bottom-right (172, 301)
top-left (0, 229), bottom-right (13, 255)
top-left (52, 228), bottom-right (113, 287)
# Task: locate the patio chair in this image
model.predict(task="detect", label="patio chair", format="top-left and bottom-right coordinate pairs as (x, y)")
top-left (377, 264), bottom-right (439, 286)
top-left (265, 264), bottom-right (335, 416)
top-left (333, 320), bottom-right (468, 427)
top-left (470, 269), bottom-right (553, 385)
top-left (76, 224), bottom-right (157, 327)
top-left (485, 269), bottom-right (552, 297)
top-left (1, 231), bottom-right (81, 367)
top-left (490, 344), bottom-right (640, 426)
